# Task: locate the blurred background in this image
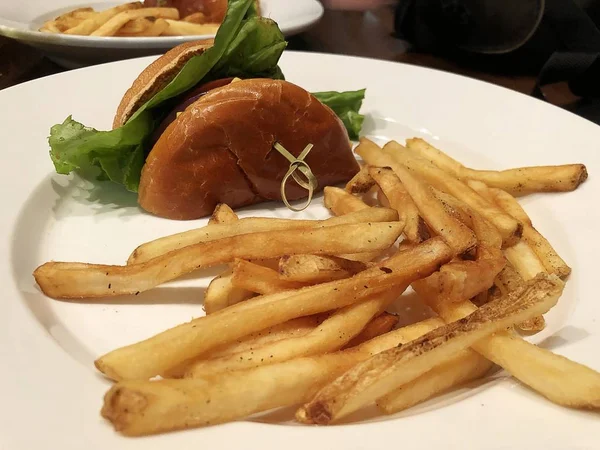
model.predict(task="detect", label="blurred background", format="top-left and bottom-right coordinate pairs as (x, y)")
top-left (3, 0), bottom-right (600, 121)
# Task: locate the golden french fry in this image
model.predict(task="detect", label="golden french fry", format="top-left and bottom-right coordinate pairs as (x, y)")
top-left (101, 318), bottom-right (443, 436)
top-left (204, 269), bottom-right (254, 314)
top-left (490, 187), bottom-right (571, 278)
top-left (116, 17), bottom-right (151, 34)
top-left (377, 348), bottom-right (492, 414)
top-left (322, 187), bottom-right (395, 262)
top-left (429, 293), bottom-right (600, 409)
top-left (356, 139), bottom-right (476, 253)
top-left (162, 19), bottom-right (219, 36)
top-left (184, 287), bottom-right (403, 378)
top-left (406, 137), bottom-right (588, 195)
top-left (71, 9), bottom-right (96, 19)
top-left (517, 315), bottom-right (546, 333)
top-left (39, 22), bottom-right (62, 33)
top-left (40, 7), bottom-right (96, 32)
top-left (128, 207), bottom-right (398, 264)
top-left (466, 179), bottom-right (496, 203)
top-left (501, 240), bottom-right (547, 332)
top-left (91, 8), bottom-right (179, 37)
top-left (345, 166), bottom-right (376, 194)
top-left (208, 203), bottom-right (238, 225)
top-left (323, 186), bottom-right (370, 215)
top-left (35, 222), bottom-right (405, 299)
top-left (164, 315), bottom-right (324, 378)
top-left (298, 274), bottom-right (563, 424)
top-left (494, 261), bottom-right (525, 294)
top-left (203, 204), bottom-right (251, 313)
top-left (369, 166), bottom-right (423, 243)
top-left (231, 259), bottom-right (310, 294)
top-left (345, 312), bottom-right (399, 348)
top-left (95, 237), bottom-right (452, 381)
top-left (413, 192), bottom-right (505, 303)
top-left (54, 16), bottom-right (85, 32)
top-left (278, 254), bottom-right (368, 283)
top-left (504, 241), bottom-right (547, 280)
top-left (206, 316), bottom-right (323, 360)
top-left (383, 141), bottom-right (522, 246)
top-left (182, 12), bottom-right (207, 23)
top-left (64, 2), bottom-right (142, 35)
top-left (389, 160), bottom-right (476, 255)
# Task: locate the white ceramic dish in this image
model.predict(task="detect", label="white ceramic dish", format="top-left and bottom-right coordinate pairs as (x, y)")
top-left (0, 0), bottom-right (323, 67)
top-left (1, 51), bottom-right (599, 449)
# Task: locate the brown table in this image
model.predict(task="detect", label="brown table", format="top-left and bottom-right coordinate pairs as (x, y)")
top-left (0, 6), bottom-right (575, 105)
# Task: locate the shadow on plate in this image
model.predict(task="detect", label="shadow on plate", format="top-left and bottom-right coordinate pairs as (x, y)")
top-left (51, 174), bottom-right (143, 220)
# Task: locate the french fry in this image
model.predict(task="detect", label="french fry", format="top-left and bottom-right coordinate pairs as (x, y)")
top-left (206, 316), bottom-right (323, 360)
top-left (182, 12), bottom-right (207, 23)
top-left (383, 141), bottom-right (522, 246)
top-left (40, 22), bottom-right (62, 33)
top-left (517, 315), bottom-right (546, 333)
top-left (345, 312), bottom-right (399, 348)
top-left (413, 193), bottom-right (505, 303)
top-left (35, 222), bottom-right (405, 299)
top-left (184, 288), bottom-right (404, 378)
top-left (298, 274), bottom-right (563, 424)
top-left (377, 348), bottom-right (492, 414)
top-left (406, 137), bottom-right (588, 195)
top-left (490, 188), bottom-right (571, 278)
top-left (494, 261), bottom-right (525, 295)
top-left (129, 18), bottom-right (170, 37)
top-left (71, 9), bottom-right (96, 19)
top-left (40, 7), bottom-right (96, 33)
top-left (500, 242), bottom-right (547, 332)
top-left (95, 237), bottom-right (452, 381)
top-left (203, 205), bottom-right (252, 313)
top-left (208, 203), bottom-right (238, 225)
top-left (204, 269), bottom-right (254, 314)
top-left (64, 2), bottom-right (142, 35)
top-left (428, 293), bottom-right (600, 409)
top-left (387, 158), bottom-right (476, 255)
top-left (91, 8), bottom-right (179, 37)
top-left (278, 254), bottom-right (368, 283)
top-left (369, 167), bottom-right (422, 243)
top-left (162, 19), bottom-right (219, 36)
top-left (345, 166), bottom-right (376, 194)
top-left (356, 138), bottom-right (476, 254)
top-left (115, 17), bottom-right (151, 34)
top-left (504, 241), bottom-right (546, 281)
top-left (466, 179), bottom-right (496, 203)
top-left (164, 315), bottom-right (324, 378)
top-left (231, 259), bottom-right (310, 294)
top-left (322, 187), bottom-right (394, 262)
top-left (101, 318), bottom-right (443, 436)
top-left (323, 186), bottom-right (370, 215)
top-left (128, 207), bottom-right (398, 264)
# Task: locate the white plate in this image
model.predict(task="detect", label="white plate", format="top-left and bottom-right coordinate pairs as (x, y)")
top-left (0, 0), bottom-right (323, 68)
top-left (1, 51), bottom-right (599, 449)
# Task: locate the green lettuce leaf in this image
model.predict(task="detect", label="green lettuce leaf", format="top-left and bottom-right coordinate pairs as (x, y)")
top-left (48, 0), bottom-right (283, 192)
top-left (311, 89), bottom-right (366, 140)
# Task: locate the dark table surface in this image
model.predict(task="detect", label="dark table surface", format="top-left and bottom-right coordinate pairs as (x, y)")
top-left (0, 6), bottom-right (575, 105)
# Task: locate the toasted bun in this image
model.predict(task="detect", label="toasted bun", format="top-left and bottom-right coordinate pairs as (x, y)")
top-left (138, 79), bottom-right (360, 220)
top-left (113, 39), bottom-right (214, 129)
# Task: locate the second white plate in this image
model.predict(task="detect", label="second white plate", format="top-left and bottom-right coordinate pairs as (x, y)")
top-left (0, 0), bottom-right (324, 67)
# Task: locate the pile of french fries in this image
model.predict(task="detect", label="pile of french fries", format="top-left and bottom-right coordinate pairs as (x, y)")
top-left (33, 137), bottom-right (600, 436)
top-left (39, 2), bottom-right (222, 37)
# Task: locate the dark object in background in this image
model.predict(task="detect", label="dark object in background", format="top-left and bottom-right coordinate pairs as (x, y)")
top-left (395, 0), bottom-right (600, 123)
